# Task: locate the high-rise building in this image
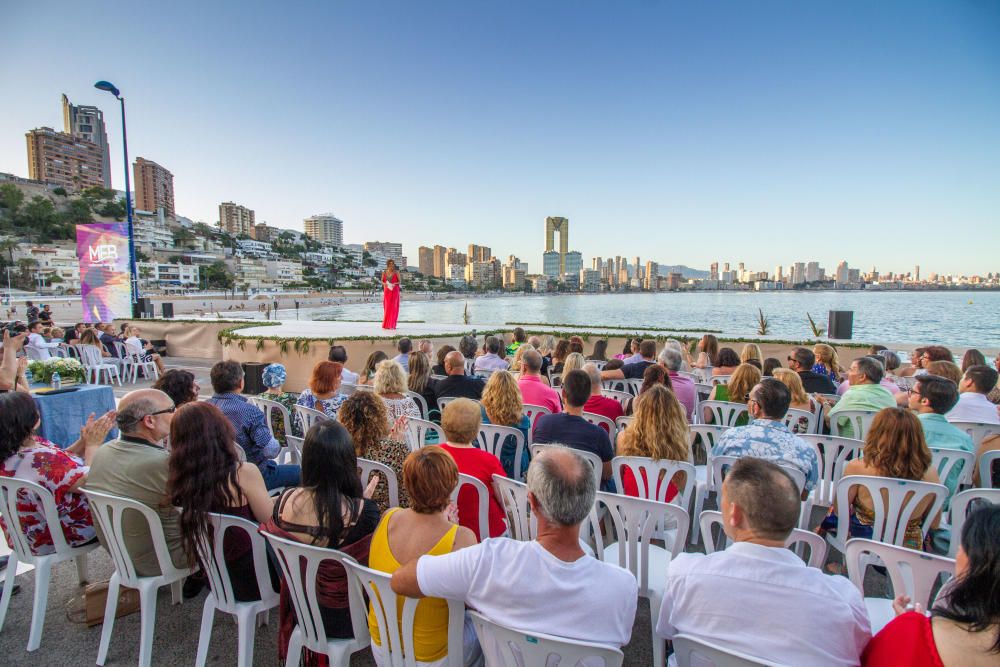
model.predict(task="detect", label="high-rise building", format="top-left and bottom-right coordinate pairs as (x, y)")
top-left (302, 213), bottom-right (343, 245)
top-left (915, 265), bottom-right (920, 282)
top-left (836, 261), bottom-right (850, 285)
top-left (25, 127), bottom-right (105, 190)
top-left (806, 261), bottom-right (821, 283)
top-left (365, 241), bottom-right (405, 268)
top-left (62, 94), bottom-right (111, 188)
top-left (432, 245), bottom-right (448, 278)
top-left (133, 157), bottom-right (175, 217)
top-left (542, 251), bottom-right (562, 278)
top-left (592, 256), bottom-right (602, 271)
top-left (580, 268), bottom-right (601, 292)
top-left (710, 262), bottom-right (719, 281)
top-left (774, 265), bottom-right (783, 283)
top-left (418, 246), bottom-right (434, 276)
top-left (218, 202), bottom-right (256, 236)
top-left (444, 248), bottom-right (467, 269)
top-left (645, 261), bottom-right (658, 290)
top-left (544, 216), bottom-right (569, 274)
top-left (468, 244), bottom-right (491, 263)
top-left (564, 251), bottom-right (583, 276)
top-left (633, 257), bottom-right (641, 280)
top-left (791, 262), bottom-right (806, 285)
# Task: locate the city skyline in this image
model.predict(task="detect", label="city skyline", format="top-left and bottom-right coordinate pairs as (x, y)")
top-left (2, 1), bottom-right (998, 275)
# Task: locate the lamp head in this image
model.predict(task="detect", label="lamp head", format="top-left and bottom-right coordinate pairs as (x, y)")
top-left (94, 81), bottom-right (121, 98)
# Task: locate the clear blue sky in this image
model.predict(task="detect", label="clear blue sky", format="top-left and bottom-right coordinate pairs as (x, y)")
top-left (2, 1), bottom-right (998, 276)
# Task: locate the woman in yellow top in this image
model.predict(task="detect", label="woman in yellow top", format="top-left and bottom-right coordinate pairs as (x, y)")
top-left (367, 447), bottom-right (480, 666)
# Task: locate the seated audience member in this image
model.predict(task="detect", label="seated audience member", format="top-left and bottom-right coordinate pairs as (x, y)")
top-left (509, 342), bottom-right (533, 374)
top-left (626, 364), bottom-right (671, 415)
top-left (621, 338), bottom-right (642, 364)
top-left (432, 344), bottom-right (455, 376)
top-left (393, 337), bottom-right (413, 372)
top-left (480, 370), bottom-right (531, 479)
top-left (712, 347), bottom-right (741, 377)
top-left (712, 378), bottom-right (819, 494)
top-left (360, 350), bottom-right (388, 386)
top-left (549, 339), bottom-right (570, 374)
top-left (86, 389), bottom-right (188, 576)
top-left (878, 350), bottom-right (903, 380)
top-left (534, 335), bottom-right (554, 376)
top-left (1, 392), bottom-right (114, 554)
top-left (99, 323), bottom-right (124, 359)
top-left (367, 448), bottom-right (480, 665)
top-left (435, 351), bottom-right (486, 402)
top-left (168, 402), bottom-right (276, 601)
top-left (517, 348), bottom-right (561, 413)
top-left (694, 334), bottom-right (719, 370)
top-left (740, 343), bottom-right (763, 366)
top-left (254, 363), bottom-right (297, 443)
top-left (533, 370), bottom-right (614, 488)
top-left (328, 345), bottom-right (359, 385)
top-left (207, 361), bottom-right (300, 490)
top-left (821, 408), bottom-right (941, 550)
top-left (407, 351), bottom-right (438, 420)
top-left (838, 355), bottom-right (902, 396)
top-left (568, 335), bottom-right (585, 355)
top-left (656, 458), bottom-right (870, 665)
top-left (898, 347), bottom-right (928, 377)
top-left (909, 375), bottom-right (974, 499)
top-left (772, 368), bottom-right (818, 434)
top-left (948, 365), bottom-right (1000, 425)
top-left (474, 336), bottom-right (510, 372)
top-left (418, 339), bottom-right (434, 358)
top-left (339, 392), bottom-right (411, 511)
top-left (863, 505), bottom-right (1000, 667)
top-left (601, 339), bottom-right (658, 381)
top-left (123, 324), bottom-right (166, 375)
top-left (976, 434), bottom-right (1000, 486)
top-left (664, 338), bottom-right (694, 372)
top-left (922, 346), bottom-right (954, 370)
top-left (261, 421), bottom-right (380, 661)
top-left (705, 363), bottom-right (760, 427)
top-left (812, 343), bottom-right (842, 384)
top-left (63, 322), bottom-right (85, 345)
top-left (375, 359), bottom-right (422, 424)
top-left (153, 369), bottom-right (200, 408)
top-left (390, 447), bottom-right (638, 651)
top-left (437, 399), bottom-right (507, 539)
top-left (458, 335), bottom-right (479, 365)
top-left (823, 356), bottom-right (897, 438)
top-left (505, 327), bottom-right (526, 357)
top-left (658, 348), bottom-right (696, 421)
top-left (561, 352), bottom-right (587, 377)
top-left (926, 360), bottom-right (963, 385)
top-left (582, 363), bottom-right (625, 424)
top-left (296, 360), bottom-right (347, 425)
top-left (787, 346), bottom-right (837, 394)
top-left (587, 339), bottom-right (609, 362)
top-left (960, 349), bottom-right (987, 375)
top-left (80, 328), bottom-right (112, 358)
top-left (868, 344), bottom-right (888, 356)
top-left (25, 320), bottom-right (63, 359)
top-left (616, 385), bottom-right (690, 501)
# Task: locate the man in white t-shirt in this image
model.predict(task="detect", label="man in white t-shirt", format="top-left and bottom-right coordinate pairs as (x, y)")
top-left (328, 345), bottom-right (359, 385)
top-left (391, 446), bottom-right (637, 651)
top-left (656, 457), bottom-right (870, 666)
top-left (947, 365), bottom-right (1000, 425)
top-left (26, 320), bottom-right (63, 360)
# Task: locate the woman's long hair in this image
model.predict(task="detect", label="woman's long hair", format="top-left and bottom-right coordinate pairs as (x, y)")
top-left (961, 349), bottom-right (987, 373)
top-left (362, 351), bottom-right (388, 379)
top-left (408, 351), bottom-right (431, 393)
top-left (728, 363), bottom-right (762, 405)
top-left (481, 370), bottom-right (523, 426)
top-left (620, 385), bottom-right (689, 462)
top-left (300, 420), bottom-right (364, 546)
top-left (167, 402), bottom-right (242, 560)
top-left (863, 408), bottom-right (931, 480)
top-left (740, 343), bottom-right (763, 365)
top-left (589, 340), bottom-right (608, 361)
top-left (338, 392), bottom-right (390, 456)
top-left (0, 392), bottom-right (39, 460)
top-left (932, 505), bottom-right (1000, 652)
top-left (773, 368), bottom-right (809, 405)
top-left (699, 334), bottom-right (719, 365)
top-left (552, 339), bottom-right (570, 364)
top-left (813, 344), bottom-right (841, 374)
top-left (639, 364), bottom-right (672, 395)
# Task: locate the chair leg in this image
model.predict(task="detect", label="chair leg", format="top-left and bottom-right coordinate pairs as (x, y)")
top-left (0, 552), bottom-right (18, 630)
top-left (75, 552), bottom-right (90, 585)
top-left (26, 560), bottom-right (52, 651)
top-left (690, 489), bottom-right (705, 544)
top-left (286, 629), bottom-right (303, 667)
top-left (171, 578), bottom-right (183, 604)
top-left (96, 573), bottom-right (121, 666)
top-left (236, 606), bottom-right (257, 667)
top-left (194, 597), bottom-right (215, 667)
top-left (137, 586), bottom-right (158, 667)
top-left (649, 591), bottom-right (665, 667)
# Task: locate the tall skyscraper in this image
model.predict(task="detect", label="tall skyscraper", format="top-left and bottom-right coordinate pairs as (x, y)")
top-left (468, 244), bottom-right (491, 263)
top-left (915, 265), bottom-right (920, 282)
top-left (542, 251), bottom-right (562, 278)
top-left (302, 213), bottom-right (343, 245)
top-left (133, 157), bottom-right (175, 216)
top-left (221, 202), bottom-right (256, 236)
top-left (836, 261), bottom-right (850, 284)
top-left (365, 241), bottom-right (405, 268)
top-left (806, 261), bottom-right (821, 283)
top-left (544, 216), bottom-right (569, 274)
top-left (25, 127), bottom-right (105, 190)
top-left (432, 245), bottom-right (448, 278)
top-left (62, 94), bottom-right (111, 188)
top-left (445, 248), bottom-right (467, 269)
top-left (710, 262), bottom-right (719, 281)
top-left (418, 246), bottom-right (434, 276)
top-left (564, 251), bottom-right (583, 275)
top-left (645, 261), bottom-right (658, 290)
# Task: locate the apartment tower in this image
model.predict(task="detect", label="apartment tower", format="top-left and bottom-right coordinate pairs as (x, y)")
top-left (544, 216), bottom-right (569, 274)
top-left (25, 127), bottom-right (105, 190)
top-left (303, 213), bottom-right (343, 245)
top-left (62, 94), bottom-right (111, 188)
top-left (220, 202), bottom-right (256, 236)
top-left (133, 157), bottom-right (175, 216)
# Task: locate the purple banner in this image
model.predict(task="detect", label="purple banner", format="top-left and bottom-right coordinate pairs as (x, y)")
top-left (76, 223), bottom-right (132, 323)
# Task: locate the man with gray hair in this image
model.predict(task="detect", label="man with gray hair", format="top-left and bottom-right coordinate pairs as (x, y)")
top-left (474, 335), bottom-right (510, 372)
top-left (392, 446), bottom-right (637, 650)
top-left (517, 348), bottom-right (562, 413)
top-left (658, 347), bottom-right (696, 421)
top-left (823, 356), bottom-right (896, 437)
top-left (582, 362), bottom-right (625, 423)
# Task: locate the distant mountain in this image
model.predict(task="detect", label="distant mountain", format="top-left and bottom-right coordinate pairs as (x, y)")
top-left (657, 264), bottom-right (710, 279)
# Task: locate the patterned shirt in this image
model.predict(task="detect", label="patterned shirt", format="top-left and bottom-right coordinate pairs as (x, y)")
top-left (712, 419), bottom-right (819, 491)
top-left (207, 393), bottom-right (280, 466)
top-left (296, 388), bottom-right (346, 421)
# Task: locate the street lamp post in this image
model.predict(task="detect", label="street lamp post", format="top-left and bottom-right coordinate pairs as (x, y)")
top-left (94, 80), bottom-right (141, 318)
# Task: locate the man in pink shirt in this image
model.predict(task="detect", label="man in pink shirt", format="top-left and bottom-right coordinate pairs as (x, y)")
top-left (582, 363), bottom-right (624, 422)
top-left (517, 348), bottom-right (562, 414)
top-left (659, 348), bottom-right (697, 422)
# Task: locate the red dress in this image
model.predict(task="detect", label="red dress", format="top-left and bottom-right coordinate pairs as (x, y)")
top-left (381, 271), bottom-right (400, 329)
top-left (862, 611), bottom-right (943, 667)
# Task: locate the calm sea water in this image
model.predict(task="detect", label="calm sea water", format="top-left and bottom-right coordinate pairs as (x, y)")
top-left (302, 290), bottom-right (1000, 350)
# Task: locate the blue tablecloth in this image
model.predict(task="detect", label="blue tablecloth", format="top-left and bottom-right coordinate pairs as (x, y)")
top-left (32, 384), bottom-right (118, 448)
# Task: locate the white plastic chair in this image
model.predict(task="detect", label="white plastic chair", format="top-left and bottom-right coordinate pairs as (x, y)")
top-left (710, 375), bottom-right (731, 385)
top-left (694, 382), bottom-right (713, 401)
top-left (799, 435), bottom-right (863, 507)
top-left (436, 395), bottom-right (461, 413)
top-left (530, 443), bottom-right (601, 489)
top-left (470, 610), bottom-right (623, 667)
top-left (830, 409), bottom-right (879, 440)
top-left (260, 532), bottom-right (370, 666)
top-left (492, 475), bottom-right (535, 541)
top-left (948, 421), bottom-right (1000, 449)
top-left (450, 473), bottom-right (491, 541)
top-left (826, 475), bottom-right (948, 556)
top-left (615, 415), bottom-right (634, 432)
top-left (358, 457), bottom-right (399, 508)
top-left (672, 634), bottom-right (782, 667)
top-left (338, 383), bottom-right (358, 396)
top-left (83, 489), bottom-right (194, 667)
top-left (0, 478), bottom-right (98, 651)
top-left (929, 447), bottom-right (976, 490)
top-left (698, 510), bottom-right (828, 568)
top-left (194, 513), bottom-right (279, 667)
top-left (404, 390), bottom-right (429, 420)
top-left (77, 343), bottom-right (122, 385)
top-left (464, 358), bottom-right (475, 375)
top-left (947, 488), bottom-right (1000, 557)
top-left (688, 424), bottom-right (729, 544)
top-left (979, 450), bottom-right (1000, 488)
top-left (248, 397), bottom-right (298, 464)
top-left (404, 417), bottom-right (445, 451)
top-left (782, 407), bottom-right (818, 435)
top-left (582, 411), bottom-right (617, 440)
top-left (116, 341), bottom-right (159, 383)
top-left (601, 388), bottom-right (632, 410)
top-left (24, 345), bottom-right (47, 361)
top-left (522, 403), bottom-right (552, 436)
top-left (846, 538), bottom-right (955, 634)
top-left (603, 378), bottom-right (643, 396)
top-left (612, 456), bottom-right (696, 511)
top-left (477, 423), bottom-right (528, 482)
top-left (700, 400), bottom-right (749, 427)
top-left (294, 404), bottom-right (332, 436)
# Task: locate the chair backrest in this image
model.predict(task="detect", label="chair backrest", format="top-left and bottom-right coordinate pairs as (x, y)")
top-left (592, 360), bottom-right (607, 371)
top-left (260, 532), bottom-right (370, 655)
top-left (470, 610), bottom-right (623, 667)
top-left (450, 473), bottom-right (490, 541)
top-left (689, 425), bottom-right (730, 465)
top-left (492, 475), bottom-right (535, 541)
top-left (355, 383), bottom-right (374, 392)
top-left (477, 424), bottom-right (527, 482)
top-left (979, 450), bottom-right (1000, 488)
top-left (830, 409), bottom-right (878, 440)
top-left (294, 404), bottom-right (332, 433)
top-left (929, 447), bottom-right (976, 488)
top-left (700, 401), bottom-right (749, 428)
top-left (799, 435), bottom-right (864, 506)
top-left (894, 376), bottom-right (917, 391)
top-left (948, 488), bottom-right (1000, 557)
top-left (403, 390), bottom-right (429, 420)
top-left (782, 407), bottom-right (818, 435)
top-left (602, 378), bottom-right (643, 396)
top-left (436, 395), bottom-right (459, 412)
top-left (430, 374), bottom-right (447, 382)
top-left (833, 475), bottom-right (948, 547)
top-left (672, 634), bottom-right (781, 667)
top-left (65, 344), bottom-right (80, 359)
top-left (600, 388), bottom-right (632, 410)
top-left (611, 456), bottom-right (696, 510)
top-left (530, 443), bottom-right (601, 490)
top-left (710, 456), bottom-right (806, 501)
top-left (339, 383), bottom-right (357, 397)
top-left (694, 383), bottom-right (713, 402)
top-left (698, 510), bottom-right (828, 568)
top-left (548, 371), bottom-right (562, 387)
top-left (83, 489), bottom-right (190, 586)
top-left (0, 477), bottom-right (72, 561)
top-left (357, 457), bottom-right (399, 508)
top-left (24, 345), bottom-right (46, 361)
top-left (404, 417), bottom-right (445, 452)
top-left (846, 538), bottom-right (955, 611)
top-left (248, 396), bottom-right (292, 442)
top-left (476, 365), bottom-right (497, 379)
top-left (522, 403), bottom-right (552, 432)
top-left (949, 421), bottom-right (1000, 449)
top-left (196, 512), bottom-right (278, 612)
top-left (582, 411), bottom-right (617, 438)
top-left (676, 371), bottom-right (700, 382)
top-left (76, 343), bottom-right (105, 366)
top-left (112, 341), bottom-right (133, 362)
top-left (710, 375), bottom-right (731, 386)
top-left (593, 492), bottom-right (690, 595)
top-left (615, 415), bottom-right (635, 432)
top-left (463, 358), bottom-right (475, 375)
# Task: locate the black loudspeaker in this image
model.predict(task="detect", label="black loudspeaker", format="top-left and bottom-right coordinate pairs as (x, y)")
top-left (162, 302), bottom-right (174, 318)
top-left (828, 311), bottom-right (854, 340)
top-left (133, 298), bottom-right (153, 319)
top-left (242, 362), bottom-right (267, 395)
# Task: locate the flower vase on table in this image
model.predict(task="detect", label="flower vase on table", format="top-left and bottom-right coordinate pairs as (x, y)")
top-left (27, 358), bottom-right (87, 386)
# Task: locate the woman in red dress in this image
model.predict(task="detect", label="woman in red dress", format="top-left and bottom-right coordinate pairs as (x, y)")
top-left (381, 259), bottom-right (400, 330)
